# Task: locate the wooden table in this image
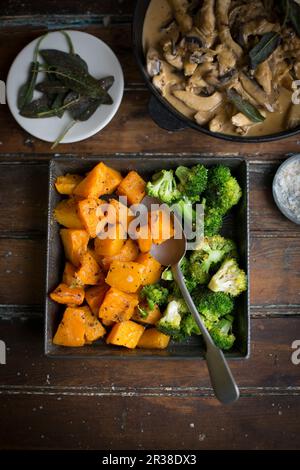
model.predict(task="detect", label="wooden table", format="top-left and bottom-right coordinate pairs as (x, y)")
top-left (0, 0), bottom-right (300, 451)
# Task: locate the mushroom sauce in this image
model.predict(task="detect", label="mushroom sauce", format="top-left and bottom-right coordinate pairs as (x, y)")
top-left (143, 0), bottom-right (300, 137)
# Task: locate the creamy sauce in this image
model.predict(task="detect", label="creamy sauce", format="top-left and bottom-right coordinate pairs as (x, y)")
top-left (143, 0), bottom-right (297, 137)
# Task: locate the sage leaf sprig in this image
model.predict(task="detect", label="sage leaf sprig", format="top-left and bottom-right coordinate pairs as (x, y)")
top-left (249, 32), bottom-right (281, 70)
top-left (227, 89), bottom-right (266, 123)
top-left (17, 34), bottom-right (47, 110)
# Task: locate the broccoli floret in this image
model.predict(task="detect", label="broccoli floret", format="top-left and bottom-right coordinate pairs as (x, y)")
top-left (163, 258), bottom-right (198, 293)
top-left (190, 235), bottom-right (237, 285)
top-left (210, 317), bottom-right (235, 350)
top-left (193, 288), bottom-right (234, 323)
top-left (140, 284), bottom-right (169, 310)
top-left (204, 207), bottom-right (223, 236)
top-left (208, 258), bottom-right (247, 297)
top-left (205, 165), bottom-right (242, 215)
top-left (172, 196), bottom-right (196, 227)
top-left (146, 169), bottom-right (181, 204)
top-left (156, 300), bottom-right (182, 336)
top-left (167, 295), bottom-right (189, 315)
top-left (137, 305), bottom-right (149, 319)
top-left (181, 313), bottom-right (201, 336)
top-left (161, 267), bottom-right (173, 281)
top-left (175, 164), bottom-right (208, 198)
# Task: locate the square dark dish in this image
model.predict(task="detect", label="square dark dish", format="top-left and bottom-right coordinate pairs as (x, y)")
top-left (45, 156), bottom-right (249, 359)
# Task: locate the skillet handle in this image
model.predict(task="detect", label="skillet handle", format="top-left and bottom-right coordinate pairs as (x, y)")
top-left (148, 95), bottom-right (188, 132)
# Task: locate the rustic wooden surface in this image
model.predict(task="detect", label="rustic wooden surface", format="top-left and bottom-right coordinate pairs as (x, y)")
top-left (0, 0), bottom-right (300, 451)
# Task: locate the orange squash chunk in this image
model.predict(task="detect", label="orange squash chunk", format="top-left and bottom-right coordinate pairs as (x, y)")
top-left (77, 198), bottom-right (108, 237)
top-left (101, 239), bottom-right (139, 271)
top-left (54, 198), bottom-right (83, 229)
top-left (105, 198), bottom-right (135, 231)
top-left (116, 171), bottom-right (146, 205)
top-left (136, 224), bottom-right (152, 253)
top-left (55, 174), bottom-right (83, 195)
top-left (53, 307), bottom-right (86, 347)
top-left (138, 329), bottom-right (170, 349)
top-left (133, 302), bottom-right (162, 325)
top-left (99, 287), bottom-right (138, 323)
top-left (149, 209), bottom-right (174, 245)
top-left (62, 262), bottom-right (80, 287)
top-left (80, 306), bottom-right (106, 342)
top-left (60, 229), bottom-right (89, 267)
top-left (75, 251), bottom-right (105, 285)
top-left (105, 260), bottom-right (144, 293)
top-left (73, 162), bottom-right (122, 198)
top-left (50, 283), bottom-right (85, 305)
top-left (94, 223), bottom-right (126, 257)
top-left (106, 320), bottom-right (145, 349)
top-left (85, 284), bottom-right (110, 316)
top-left (136, 252), bottom-right (162, 285)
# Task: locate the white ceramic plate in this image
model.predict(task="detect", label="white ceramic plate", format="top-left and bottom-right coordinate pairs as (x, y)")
top-left (6, 30), bottom-right (124, 144)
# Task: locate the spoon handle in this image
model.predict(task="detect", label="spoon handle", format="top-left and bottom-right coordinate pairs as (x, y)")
top-left (171, 263), bottom-right (240, 405)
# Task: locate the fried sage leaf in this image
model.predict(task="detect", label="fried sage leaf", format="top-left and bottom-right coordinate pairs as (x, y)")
top-left (40, 49), bottom-right (88, 74)
top-left (227, 89), bottom-right (266, 123)
top-left (18, 34), bottom-right (47, 110)
top-left (35, 80), bottom-right (69, 94)
top-left (249, 32), bottom-right (281, 69)
top-left (19, 95), bottom-right (51, 118)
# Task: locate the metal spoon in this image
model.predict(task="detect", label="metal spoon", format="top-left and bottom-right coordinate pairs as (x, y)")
top-left (144, 197), bottom-right (240, 404)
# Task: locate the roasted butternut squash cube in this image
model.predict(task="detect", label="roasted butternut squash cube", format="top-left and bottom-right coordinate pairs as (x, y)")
top-left (53, 307), bottom-right (86, 347)
top-left (54, 198), bottom-right (83, 229)
top-left (105, 198), bottom-right (135, 231)
top-left (50, 283), bottom-right (85, 305)
top-left (62, 262), bottom-right (80, 287)
top-left (94, 223), bottom-right (126, 257)
top-left (80, 306), bottom-right (106, 342)
top-left (55, 174), bottom-right (83, 195)
top-left (116, 171), bottom-right (146, 205)
top-left (85, 284), bottom-right (109, 316)
top-left (149, 209), bottom-right (174, 245)
top-left (77, 198), bottom-right (108, 237)
top-left (136, 252), bottom-right (162, 285)
top-left (101, 239), bottom-right (139, 271)
top-left (136, 224), bottom-right (152, 253)
top-left (137, 329), bottom-right (170, 349)
top-left (105, 260), bottom-right (144, 293)
top-left (133, 302), bottom-right (162, 325)
top-left (73, 162), bottom-right (122, 198)
top-left (60, 229), bottom-right (89, 267)
top-left (99, 287), bottom-right (138, 323)
top-left (75, 251), bottom-right (105, 285)
top-left (106, 321), bottom-right (145, 349)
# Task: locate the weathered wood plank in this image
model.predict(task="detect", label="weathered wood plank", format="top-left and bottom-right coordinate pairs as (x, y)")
top-left (0, 394), bottom-right (299, 449)
top-left (0, 317), bottom-right (299, 390)
top-left (0, 0), bottom-right (134, 17)
top-left (1, 91), bottom-right (300, 157)
top-left (0, 236), bottom-right (299, 305)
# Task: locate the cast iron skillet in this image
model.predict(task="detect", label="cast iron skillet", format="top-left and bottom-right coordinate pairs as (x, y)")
top-left (133, 0), bottom-right (300, 143)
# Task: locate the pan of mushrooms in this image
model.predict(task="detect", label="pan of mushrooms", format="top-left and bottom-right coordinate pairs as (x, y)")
top-left (133, 0), bottom-right (300, 141)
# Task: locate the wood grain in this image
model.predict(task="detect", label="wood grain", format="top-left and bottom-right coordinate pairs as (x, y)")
top-left (0, 316), bottom-right (299, 390)
top-left (0, 394), bottom-right (299, 449)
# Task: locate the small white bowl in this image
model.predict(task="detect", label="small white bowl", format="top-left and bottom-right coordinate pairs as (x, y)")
top-left (6, 30), bottom-right (124, 144)
top-left (273, 154), bottom-right (300, 225)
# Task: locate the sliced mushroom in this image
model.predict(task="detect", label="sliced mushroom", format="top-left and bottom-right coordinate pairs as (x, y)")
top-left (186, 62), bottom-right (216, 94)
top-left (287, 103), bottom-right (300, 129)
top-left (160, 20), bottom-right (180, 46)
top-left (167, 0), bottom-right (193, 33)
top-left (173, 90), bottom-right (223, 111)
top-left (152, 61), bottom-right (183, 97)
top-left (162, 41), bottom-right (184, 70)
top-left (216, 0), bottom-right (243, 59)
top-left (240, 72), bottom-right (275, 111)
top-left (255, 60), bottom-right (272, 95)
top-left (146, 48), bottom-right (162, 77)
top-left (194, 0), bottom-right (216, 48)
